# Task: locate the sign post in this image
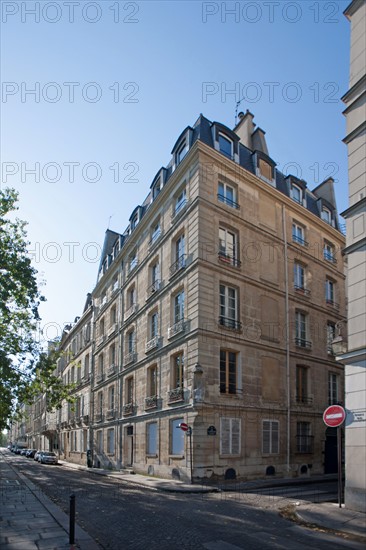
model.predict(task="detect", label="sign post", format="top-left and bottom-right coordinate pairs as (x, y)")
top-left (179, 423), bottom-right (193, 484)
top-left (323, 405), bottom-right (346, 508)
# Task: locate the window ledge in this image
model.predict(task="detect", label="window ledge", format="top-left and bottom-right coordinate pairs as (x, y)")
top-left (146, 454), bottom-right (158, 459)
top-left (169, 454), bottom-right (184, 459)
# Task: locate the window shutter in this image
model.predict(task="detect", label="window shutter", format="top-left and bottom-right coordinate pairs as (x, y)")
top-left (231, 419), bottom-right (240, 454)
top-left (220, 418), bottom-right (231, 454)
top-left (263, 421), bottom-right (270, 453)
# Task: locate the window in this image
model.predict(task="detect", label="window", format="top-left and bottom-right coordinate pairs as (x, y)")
top-left (176, 234), bottom-right (185, 261)
top-left (100, 318), bottom-right (105, 336)
top-left (218, 181), bottom-right (238, 208)
top-left (325, 279), bottom-right (335, 305)
top-left (172, 353), bottom-right (184, 388)
top-left (110, 305), bottom-right (117, 324)
top-left (324, 242), bottom-right (336, 263)
top-left (128, 286), bottom-right (136, 308)
top-left (218, 134), bottom-right (233, 159)
top-left (150, 312), bottom-right (159, 339)
top-left (150, 221), bottom-right (161, 245)
top-left (321, 207), bottom-right (332, 224)
top-left (327, 322), bottom-right (336, 354)
top-left (174, 290), bottom-right (185, 324)
top-left (127, 330), bottom-right (135, 354)
top-left (177, 141), bottom-right (188, 164)
top-left (96, 430), bottom-right (103, 453)
top-left (147, 422), bottom-right (158, 455)
top-left (219, 284), bottom-right (240, 329)
top-left (171, 418), bottom-right (184, 455)
top-left (294, 262), bottom-right (305, 291)
top-left (328, 373), bottom-right (339, 405)
top-left (296, 422), bottom-right (313, 453)
top-left (219, 227), bottom-right (239, 266)
top-left (292, 223), bottom-right (307, 246)
top-left (152, 179), bottom-right (161, 200)
top-left (291, 184), bottom-right (302, 204)
top-left (170, 234), bottom-right (186, 276)
top-left (107, 429), bottom-right (115, 454)
top-left (97, 391), bottom-right (103, 414)
top-left (295, 311), bottom-right (310, 348)
top-left (131, 213), bottom-right (138, 230)
top-left (220, 350), bottom-right (238, 394)
top-left (98, 355), bottom-right (104, 378)
top-left (147, 365), bottom-right (157, 397)
top-left (258, 158), bottom-right (273, 181)
top-left (84, 354), bottom-right (90, 378)
top-left (126, 377), bottom-right (133, 404)
top-left (108, 385), bottom-right (115, 411)
top-left (76, 362), bottom-right (81, 382)
top-left (129, 251), bottom-right (138, 272)
top-left (174, 189), bottom-right (187, 216)
top-left (109, 344), bottom-right (115, 366)
top-left (296, 366), bottom-right (310, 403)
top-left (262, 420), bottom-right (279, 454)
top-left (220, 418), bottom-right (240, 455)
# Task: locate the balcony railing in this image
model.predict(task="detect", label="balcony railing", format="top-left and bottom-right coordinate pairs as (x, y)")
top-left (106, 409), bottom-right (116, 420)
top-left (294, 284), bottom-right (311, 296)
top-left (169, 254), bottom-right (186, 277)
top-left (326, 299), bottom-right (339, 309)
top-left (149, 229), bottom-right (163, 249)
top-left (108, 323), bottom-right (117, 336)
top-left (124, 303), bottom-right (137, 320)
top-left (168, 319), bottom-right (186, 339)
top-left (96, 335), bottom-right (105, 349)
top-left (146, 280), bottom-right (161, 298)
top-left (295, 338), bottom-right (312, 349)
top-left (145, 336), bottom-right (159, 353)
top-left (128, 258), bottom-right (138, 275)
top-left (122, 402), bottom-right (133, 416)
top-left (292, 234), bottom-right (309, 247)
top-left (217, 194), bottom-right (239, 209)
top-left (107, 364), bottom-right (116, 377)
top-left (95, 372), bottom-right (104, 383)
top-left (218, 316), bottom-right (242, 330)
top-left (124, 351), bottom-right (136, 366)
top-left (218, 251), bottom-right (241, 267)
top-left (145, 395), bottom-right (158, 410)
top-left (324, 251), bottom-right (337, 264)
top-left (168, 387), bottom-right (185, 404)
top-left (172, 199), bottom-right (188, 221)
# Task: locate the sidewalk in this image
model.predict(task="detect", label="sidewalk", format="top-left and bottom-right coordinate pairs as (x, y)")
top-left (0, 454), bottom-right (99, 550)
top-left (59, 459), bottom-right (366, 541)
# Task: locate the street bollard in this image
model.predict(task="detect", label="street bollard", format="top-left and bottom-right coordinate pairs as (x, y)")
top-left (69, 494), bottom-right (75, 544)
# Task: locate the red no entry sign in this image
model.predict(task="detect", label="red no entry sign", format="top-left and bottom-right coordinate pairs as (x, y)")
top-left (323, 405), bottom-right (346, 428)
top-left (179, 422), bottom-right (188, 432)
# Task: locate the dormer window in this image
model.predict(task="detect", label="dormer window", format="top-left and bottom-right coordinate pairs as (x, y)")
top-left (321, 207), bottom-right (332, 225)
top-left (258, 158), bottom-right (273, 181)
top-left (131, 213), bottom-right (138, 230)
top-left (218, 134), bottom-right (233, 159)
top-left (152, 179), bottom-right (161, 200)
top-left (176, 140), bottom-right (188, 164)
top-left (291, 184), bottom-right (302, 204)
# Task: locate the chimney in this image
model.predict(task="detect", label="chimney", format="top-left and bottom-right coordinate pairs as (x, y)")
top-left (234, 109), bottom-right (255, 149)
top-left (251, 127), bottom-right (269, 156)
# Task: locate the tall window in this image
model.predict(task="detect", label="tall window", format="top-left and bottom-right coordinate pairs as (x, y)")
top-left (292, 223), bottom-right (307, 246)
top-left (150, 220), bottom-right (161, 244)
top-left (84, 354), bottom-right (89, 378)
top-left (262, 420), bottom-right (279, 454)
top-left (258, 158), bottom-right (273, 181)
top-left (108, 385), bottom-right (115, 411)
top-left (127, 330), bottom-right (135, 354)
top-left (150, 312), bottom-right (159, 338)
top-left (175, 189), bottom-right (186, 215)
top-left (220, 418), bottom-right (240, 455)
top-left (147, 422), bottom-right (158, 455)
top-left (100, 318), bottom-right (105, 336)
top-left (296, 366), bottom-right (310, 403)
top-left (328, 373), bottom-right (339, 405)
top-left (97, 391), bottom-right (103, 414)
top-left (176, 234), bottom-right (185, 261)
top-left (219, 227), bottom-right (238, 265)
top-left (98, 354), bottom-right (104, 378)
top-left (126, 377), bottom-right (133, 404)
top-left (172, 353), bottom-right (184, 388)
top-left (324, 242), bottom-right (336, 263)
top-left (321, 207), bottom-right (332, 224)
top-left (147, 365), bottom-right (157, 397)
top-left (325, 279), bottom-right (335, 304)
top-left (295, 311), bottom-right (309, 347)
top-left (129, 251), bottom-right (138, 272)
top-left (218, 181), bottom-right (238, 208)
top-left (177, 141), bottom-right (188, 164)
top-left (110, 305), bottom-right (117, 323)
top-left (218, 134), bottom-right (233, 159)
top-left (107, 429), bottom-right (115, 454)
top-left (291, 184), bottom-right (302, 204)
top-left (174, 291), bottom-right (185, 323)
top-left (296, 422), bottom-right (313, 453)
top-left (96, 430), bottom-right (103, 453)
top-left (171, 418), bottom-right (184, 455)
top-left (327, 322), bottom-right (336, 354)
top-left (294, 263), bottom-right (305, 290)
top-left (219, 284), bottom-right (239, 329)
top-left (109, 344), bottom-right (115, 366)
top-left (220, 350), bottom-right (237, 395)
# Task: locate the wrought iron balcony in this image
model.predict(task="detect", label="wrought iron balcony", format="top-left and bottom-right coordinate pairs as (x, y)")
top-left (218, 316), bottom-right (242, 330)
top-left (122, 402), bottom-right (133, 416)
top-left (172, 199), bottom-right (188, 220)
top-left (149, 228), bottom-right (163, 248)
top-left (169, 254), bottom-right (186, 277)
top-left (295, 338), bottom-right (312, 349)
top-left (146, 280), bottom-right (161, 298)
top-left (326, 299), bottom-right (339, 309)
top-left (108, 322), bottom-right (117, 336)
top-left (217, 194), bottom-right (239, 209)
top-left (168, 319), bottom-right (186, 339)
top-left (96, 335), bottom-right (105, 349)
top-left (124, 351), bottom-right (136, 366)
top-left (95, 372), bottom-right (104, 383)
top-left (106, 409), bottom-right (116, 420)
top-left (145, 395), bottom-right (158, 410)
top-left (168, 387), bottom-right (185, 404)
top-left (294, 284), bottom-right (311, 296)
top-left (323, 251), bottom-right (337, 264)
top-left (94, 412), bottom-right (103, 423)
top-left (128, 258), bottom-right (138, 276)
top-left (218, 251), bottom-right (241, 267)
top-left (107, 364), bottom-right (116, 377)
top-left (292, 235), bottom-right (309, 247)
top-left (146, 335), bottom-right (159, 353)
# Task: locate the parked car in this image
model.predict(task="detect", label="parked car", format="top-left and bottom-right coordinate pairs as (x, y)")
top-left (34, 451), bottom-right (43, 462)
top-left (39, 452), bottom-right (58, 465)
top-left (20, 449), bottom-right (29, 456)
top-left (26, 449), bottom-right (37, 458)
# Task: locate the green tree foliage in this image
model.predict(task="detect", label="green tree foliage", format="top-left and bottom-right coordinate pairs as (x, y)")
top-left (0, 188), bottom-right (73, 430)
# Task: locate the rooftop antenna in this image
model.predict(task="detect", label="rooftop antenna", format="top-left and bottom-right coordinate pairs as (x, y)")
top-left (235, 97), bottom-right (246, 126)
top-left (107, 215), bottom-right (114, 229)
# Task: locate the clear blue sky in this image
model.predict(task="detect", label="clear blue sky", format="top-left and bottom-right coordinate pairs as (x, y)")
top-left (1, 0), bottom-right (351, 344)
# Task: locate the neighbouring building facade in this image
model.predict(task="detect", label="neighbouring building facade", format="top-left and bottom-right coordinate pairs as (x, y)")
top-left (11, 111), bottom-right (346, 483)
top-left (340, 0), bottom-right (366, 513)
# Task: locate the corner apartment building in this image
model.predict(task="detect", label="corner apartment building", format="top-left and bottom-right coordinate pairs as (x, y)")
top-left (87, 111), bottom-right (346, 481)
top-left (341, 0), bottom-right (366, 513)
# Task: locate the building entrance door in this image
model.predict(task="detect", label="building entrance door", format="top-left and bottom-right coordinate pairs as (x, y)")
top-left (324, 427), bottom-right (337, 474)
top-left (125, 426), bottom-right (133, 467)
